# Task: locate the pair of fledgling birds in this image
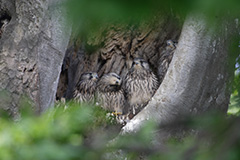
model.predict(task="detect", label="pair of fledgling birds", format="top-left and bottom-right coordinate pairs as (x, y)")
top-left (73, 58), bottom-right (158, 122)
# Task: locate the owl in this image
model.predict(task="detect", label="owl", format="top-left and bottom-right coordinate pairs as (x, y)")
top-left (73, 72), bottom-right (98, 103)
top-left (96, 72), bottom-right (127, 115)
top-left (158, 40), bottom-right (177, 82)
top-left (123, 58), bottom-right (159, 115)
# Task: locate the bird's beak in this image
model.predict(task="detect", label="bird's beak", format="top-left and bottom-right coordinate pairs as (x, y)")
top-left (134, 62), bottom-right (141, 69)
top-left (115, 79), bottom-right (121, 85)
top-left (92, 74), bottom-right (98, 81)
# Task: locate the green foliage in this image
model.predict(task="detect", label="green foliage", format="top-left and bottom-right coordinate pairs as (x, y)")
top-left (226, 27), bottom-right (240, 117)
top-left (228, 92), bottom-right (240, 116)
top-left (1, 102), bottom-right (240, 160)
top-left (229, 88), bottom-right (240, 116)
top-left (229, 47), bottom-right (240, 115)
top-left (64, 0), bottom-right (240, 35)
top-left (0, 102), bottom-right (115, 160)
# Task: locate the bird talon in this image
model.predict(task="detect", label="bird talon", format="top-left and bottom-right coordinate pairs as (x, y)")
top-left (112, 111), bottom-right (122, 116)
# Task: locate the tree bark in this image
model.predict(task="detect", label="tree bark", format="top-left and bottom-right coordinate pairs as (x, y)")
top-left (121, 13), bottom-right (236, 134)
top-left (0, 0), bottom-right (71, 117)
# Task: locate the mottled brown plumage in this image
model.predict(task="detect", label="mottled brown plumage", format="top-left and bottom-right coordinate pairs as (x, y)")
top-left (123, 58), bottom-right (159, 115)
top-left (158, 40), bottom-right (177, 82)
top-left (73, 72), bottom-right (98, 103)
top-left (96, 73), bottom-right (126, 114)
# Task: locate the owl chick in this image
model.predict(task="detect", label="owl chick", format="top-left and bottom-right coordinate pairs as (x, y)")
top-left (73, 72), bottom-right (98, 103)
top-left (96, 73), bottom-right (126, 115)
top-left (123, 58), bottom-right (159, 115)
top-left (158, 40), bottom-right (177, 82)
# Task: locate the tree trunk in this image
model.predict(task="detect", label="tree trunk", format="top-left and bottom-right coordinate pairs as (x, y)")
top-left (121, 13), bottom-right (236, 134)
top-left (0, 0), bottom-right (71, 118)
top-left (57, 12), bottom-right (236, 137)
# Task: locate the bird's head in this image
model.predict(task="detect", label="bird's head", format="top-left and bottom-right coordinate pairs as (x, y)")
top-left (166, 40), bottom-right (177, 50)
top-left (90, 72), bottom-right (99, 81)
top-left (107, 73), bottom-right (122, 86)
top-left (80, 72), bottom-right (98, 82)
top-left (131, 58), bottom-right (150, 71)
top-left (98, 72), bottom-right (122, 92)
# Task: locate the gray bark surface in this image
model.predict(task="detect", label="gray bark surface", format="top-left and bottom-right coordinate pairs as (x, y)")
top-left (122, 14), bottom-right (235, 134)
top-left (0, 0), bottom-right (71, 117)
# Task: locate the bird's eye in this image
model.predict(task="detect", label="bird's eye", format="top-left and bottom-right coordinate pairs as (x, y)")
top-left (131, 62), bottom-right (135, 68)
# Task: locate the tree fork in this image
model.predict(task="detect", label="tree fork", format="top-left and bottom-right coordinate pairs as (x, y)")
top-left (122, 13), bottom-right (236, 134)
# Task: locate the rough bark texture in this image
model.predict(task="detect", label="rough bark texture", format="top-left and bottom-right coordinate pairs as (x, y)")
top-left (121, 13), bottom-right (235, 134)
top-left (0, 0), bottom-right (71, 117)
top-left (56, 15), bottom-right (182, 100)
